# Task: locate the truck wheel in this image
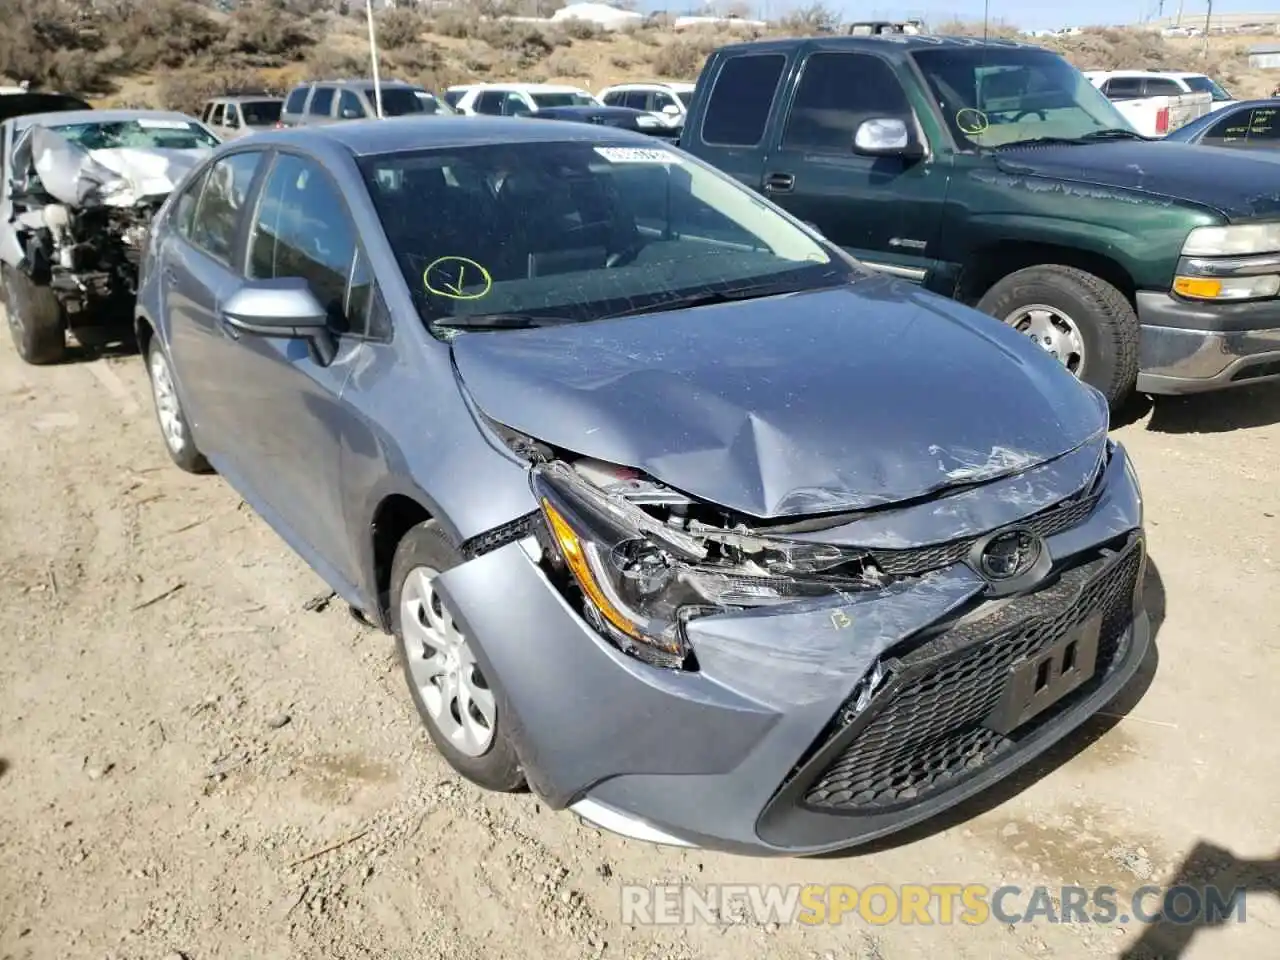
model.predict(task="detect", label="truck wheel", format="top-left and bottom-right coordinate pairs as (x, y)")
top-left (391, 521), bottom-right (525, 794)
top-left (977, 265), bottom-right (1139, 410)
top-left (3, 265), bottom-right (66, 365)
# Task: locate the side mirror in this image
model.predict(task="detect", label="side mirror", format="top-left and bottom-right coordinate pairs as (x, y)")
top-left (853, 117), bottom-right (924, 159)
top-left (341, 108), bottom-right (361, 119)
top-left (661, 103), bottom-right (682, 117)
top-left (221, 278), bottom-right (337, 365)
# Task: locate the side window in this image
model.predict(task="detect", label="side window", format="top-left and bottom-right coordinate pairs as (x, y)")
top-left (309, 86), bottom-right (335, 116)
top-left (623, 91), bottom-right (649, 111)
top-left (225, 104), bottom-right (241, 128)
top-left (1203, 108), bottom-right (1253, 143)
top-left (475, 91), bottom-right (505, 115)
top-left (188, 152), bottom-right (263, 263)
top-left (200, 103), bottom-right (213, 122)
top-left (503, 93), bottom-right (531, 116)
top-left (653, 91), bottom-right (677, 112)
top-left (782, 52), bottom-right (911, 153)
top-left (344, 246), bottom-right (390, 339)
top-left (1103, 77), bottom-right (1143, 100)
top-left (337, 89), bottom-right (366, 119)
top-left (1245, 106), bottom-right (1278, 141)
top-left (172, 168), bottom-right (210, 241)
top-left (701, 54), bottom-right (786, 147)
top-left (209, 103), bottom-right (225, 126)
top-left (248, 154), bottom-right (358, 330)
top-left (1144, 78), bottom-right (1184, 97)
top-left (284, 86), bottom-right (308, 114)
top-left (601, 90), bottom-right (623, 106)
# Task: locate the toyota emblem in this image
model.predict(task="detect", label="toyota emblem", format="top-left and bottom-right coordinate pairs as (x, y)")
top-left (976, 529), bottom-right (1042, 581)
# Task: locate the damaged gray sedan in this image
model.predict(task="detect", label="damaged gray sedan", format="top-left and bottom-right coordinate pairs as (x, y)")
top-left (1, 107), bottom-right (219, 363)
top-left (136, 119), bottom-right (1150, 855)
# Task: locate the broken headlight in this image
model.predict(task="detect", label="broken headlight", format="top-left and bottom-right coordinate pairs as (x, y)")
top-left (531, 461), bottom-right (878, 669)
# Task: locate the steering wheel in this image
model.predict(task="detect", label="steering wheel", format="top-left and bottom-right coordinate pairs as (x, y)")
top-left (1011, 109), bottom-right (1048, 122)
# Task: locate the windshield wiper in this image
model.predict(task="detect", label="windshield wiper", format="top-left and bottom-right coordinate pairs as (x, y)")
top-left (996, 129), bottom-right (1147, 149)
top-left (429, 313), bottom-right (578, 332)
top-left (605, 281), bottom-right (815, 320)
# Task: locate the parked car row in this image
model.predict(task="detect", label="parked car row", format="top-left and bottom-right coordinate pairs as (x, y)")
top-left (1, 29), bottom-right (1275, 858)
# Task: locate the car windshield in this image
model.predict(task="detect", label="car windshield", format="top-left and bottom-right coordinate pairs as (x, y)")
top-left (48, 117), bottom-right (220, 151)
top-left (911, 47), bottom-right (1136, 148)
top-left (359, 140), bottom-right (850, 333)
top-left (376, 88), bottom-right (455, 116)
top-left (240, 100), bottom-right (282, 125)
top-left (531, 92), bottom-right (597, 108)
top-left (1183, 75), bottom-right (1233, 101)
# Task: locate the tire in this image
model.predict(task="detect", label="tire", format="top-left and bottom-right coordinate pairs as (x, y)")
top-left (3, 265), bottom-right (66, 365)
top-left (976, 265), bottom-right (1140, 410)
top-left (391, 521), bottom-right (525, 793)
top-left (145, 338), bottom-right (211, 474)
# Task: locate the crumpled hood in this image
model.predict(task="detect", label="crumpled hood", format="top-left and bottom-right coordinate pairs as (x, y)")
top-left (994, 141), bottom-right (1280, 221)
top-left (85, 147), bottom-right (207, 206)
top-left (451, 278), bottom-right (1108, 519)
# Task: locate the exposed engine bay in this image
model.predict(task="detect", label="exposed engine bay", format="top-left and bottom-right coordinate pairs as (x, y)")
top-left (6, 125), bottom-right (201, 315)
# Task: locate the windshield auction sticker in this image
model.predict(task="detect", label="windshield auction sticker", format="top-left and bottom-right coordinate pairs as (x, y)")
top-left (955, 108), bottom-right (990, 135)
top-left (593, 147), bottom-right (682, 164)
top-left (423, 256), bottom-right (492, 300)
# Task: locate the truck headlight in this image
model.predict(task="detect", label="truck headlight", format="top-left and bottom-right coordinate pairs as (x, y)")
top-left (1182, 223), bottom-right (1280, 257)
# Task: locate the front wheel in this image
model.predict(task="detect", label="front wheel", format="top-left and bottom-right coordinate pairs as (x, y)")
top-left (391, 521), bottom-right (525, 793)
top-left (3, 265), bottom-right (66, 365)
top-left (976, 265), bottom-right (1140, 410)
top-left (145, 338), bottom-right (211, 473)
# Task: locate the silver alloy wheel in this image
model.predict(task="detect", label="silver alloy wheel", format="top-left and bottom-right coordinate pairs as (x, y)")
top-left (149, 349), bottom-right (186, 454)
top-left (1003, 303), bottom-right (1087, 377)
top-left (400, 566), bottom-right (496, 758)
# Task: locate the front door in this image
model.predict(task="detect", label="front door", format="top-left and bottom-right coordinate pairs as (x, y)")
top-left (761, 50), bottom-right (950, 284)
top-left (214, 150), bottom-right (371, 587)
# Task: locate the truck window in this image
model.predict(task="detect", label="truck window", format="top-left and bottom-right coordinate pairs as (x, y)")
top-left (1144, 78), bottom-right (1183, 97)
top-left (1103, 77), bottom-right (1143, 100)
top-left (309, 87), bottom-right (335, 116)
top-left (284, 86), bottom-right (308, 115)
top-left (782, 52), bottom-right (912, 153)
top-left (701, 54), bottom-right (786, 147)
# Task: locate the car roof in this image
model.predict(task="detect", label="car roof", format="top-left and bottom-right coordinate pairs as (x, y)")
top-left (465, 83), bottom-right (590, 93)
top-left (291, 79), bottom-right (423, 90)
top-left (11, 108), bottom-right (201, 133)
top-left (238, 115), bottom-right (658, 157)
top-left (602, 81), bottom-right (696, 91)
top-left (713, 33), bottom-right (1043, 55)
top-left (210, 95), bottom-right (283, 102)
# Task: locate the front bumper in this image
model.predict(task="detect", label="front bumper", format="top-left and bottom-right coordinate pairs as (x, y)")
top-left (1136, 290), bottom-right (1280, 394)
top-left (433, 443), bottom-right (1147, 856)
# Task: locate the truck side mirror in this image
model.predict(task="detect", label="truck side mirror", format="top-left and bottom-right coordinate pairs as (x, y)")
top-left (854, 117), bottom-right (924, 159)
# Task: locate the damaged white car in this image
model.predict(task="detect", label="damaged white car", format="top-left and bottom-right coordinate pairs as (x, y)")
top-left (1, 107), bottom-right (219, 363)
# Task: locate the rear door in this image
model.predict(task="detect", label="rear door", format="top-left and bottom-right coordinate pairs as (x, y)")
top-left (162, 150), bottom-right (269, 461)
top-left (689, 51), bottom-right (790, 190)
top-left (761, 49), bottom-right (948, 281)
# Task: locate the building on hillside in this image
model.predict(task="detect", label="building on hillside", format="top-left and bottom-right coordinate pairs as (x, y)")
top-left (549, 3), bottom-right (644, 30)
top-left (1249, 43), bottom-right (1280, 69)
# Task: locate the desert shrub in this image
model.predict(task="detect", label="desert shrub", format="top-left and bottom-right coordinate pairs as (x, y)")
top-left (112, 0), bottom-right (224, 71)
top-left (559, 18), bottom-right (600, 41)
top-left (304, 45), bottom-right (367, 80)
top-left (428, 11), bottom-right (475, 39)
top-left (473, 21), bottom-right (564, 67)
top-left (651, 38), bottom-right (717, 79)
top-left (378, 7), bottom-right (427, 50)
top-left (777, 2), bottom-right (840, 35)
top-left (609, 53), bottom-right (633, 68)
top-left (543, 50), bottom-right (587, 78)
top-left (160, 67), bottom-right (274, 113)
top-left (223, 0), bottom-right (317, 63)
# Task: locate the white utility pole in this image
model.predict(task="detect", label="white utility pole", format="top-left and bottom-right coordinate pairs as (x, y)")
top-left (366, 0), bottom-right (384, 118)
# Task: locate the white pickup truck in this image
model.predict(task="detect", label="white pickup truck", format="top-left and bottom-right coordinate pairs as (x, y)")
top-left (1083, 70), bottom-right (1215, 137)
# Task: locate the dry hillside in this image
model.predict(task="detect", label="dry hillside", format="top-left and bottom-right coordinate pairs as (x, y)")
top-left (0, 1), bottom-right (1274, 115)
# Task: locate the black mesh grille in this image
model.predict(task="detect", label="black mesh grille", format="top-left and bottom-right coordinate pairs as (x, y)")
top-left (803, 538), bottom-right (1142, 813)
top-left (868, 494), bottom-right (1100, 576)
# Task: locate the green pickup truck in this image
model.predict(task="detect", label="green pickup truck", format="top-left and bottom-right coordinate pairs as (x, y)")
top-left (679, 34), bottom-right (1280, 408)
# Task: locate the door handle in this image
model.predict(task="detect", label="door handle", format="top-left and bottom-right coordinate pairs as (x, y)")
top-left (764, 172), bottom-right (795, 193)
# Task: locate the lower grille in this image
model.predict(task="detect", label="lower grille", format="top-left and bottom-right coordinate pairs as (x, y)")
top-left (868, 493), bottom-right (1100, 576)
top-left (803, 537), bottom-right (1142, 813)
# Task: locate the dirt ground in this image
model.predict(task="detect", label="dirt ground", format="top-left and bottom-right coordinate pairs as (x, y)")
top-left (0, 322), bottom-right (1277, 960)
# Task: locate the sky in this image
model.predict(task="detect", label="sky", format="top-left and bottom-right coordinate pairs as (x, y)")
top-left (649, 0), bottom-right (1273, 32)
